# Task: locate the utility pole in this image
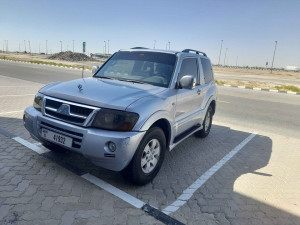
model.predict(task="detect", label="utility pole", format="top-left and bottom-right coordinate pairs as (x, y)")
top-left (236, 56), bottom-right (238, 66)
top-left (72, 40), bottom-right (74, 52)
top-left (223, 48), bottom-right (228, 66)
top-left (168, 41), bottom-right (170, 50)
top-left (28, 40), bottom-right (31, 54)
top-left (270, 41), bottom-right (277, 74)
top-left (104, 41), bottom-right (106, 54)
top-left (60, 41), bottom-right (62, 52)
top-left (46, 40), bottom-right (48, 54)
top-left (5, 40), bottom-right (8, 52)
top-left (153, 40), bottom-right (156, 49)
top-left (24, 40), bottom-right (27, 52)
top-left (107, 40), bottom-right (110, 54)
top-left (218, 40), bottom-right (223, 65)
top-left (39, 44), bottom-right (41, 54)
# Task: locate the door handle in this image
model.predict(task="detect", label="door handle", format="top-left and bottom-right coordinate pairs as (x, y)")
top-left (197, 89), bottom-right (201, 95)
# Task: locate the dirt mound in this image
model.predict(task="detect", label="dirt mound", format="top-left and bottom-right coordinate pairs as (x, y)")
top-left (48, 51), bottom-right (93, 61)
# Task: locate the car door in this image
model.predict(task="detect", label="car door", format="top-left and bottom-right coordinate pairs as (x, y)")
top-left (175, 57), bottom-right (205, 136)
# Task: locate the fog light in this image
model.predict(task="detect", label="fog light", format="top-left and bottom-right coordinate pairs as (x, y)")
top-left (108, 142), bottom-right (116, 152)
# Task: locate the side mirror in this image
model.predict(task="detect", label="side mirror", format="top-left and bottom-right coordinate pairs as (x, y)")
top-left (92, 65), bottom-right (100, 74)
top-left (179, 75), bottom-right (196, 90)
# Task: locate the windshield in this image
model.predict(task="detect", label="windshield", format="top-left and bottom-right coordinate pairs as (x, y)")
top-left (94, 51), bottom-right (176, 88)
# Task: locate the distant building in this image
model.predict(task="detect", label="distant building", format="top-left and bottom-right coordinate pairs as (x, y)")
top-left (285, 66), bottom-right (299, 72)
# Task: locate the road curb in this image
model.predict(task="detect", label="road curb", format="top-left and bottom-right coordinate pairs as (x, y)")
top-left (217, 84), bottom-right (300, 95)
top-left (0, 58), bottom-right (92, 71)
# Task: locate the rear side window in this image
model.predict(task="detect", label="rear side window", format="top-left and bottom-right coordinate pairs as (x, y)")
top-left (178, 58), bottom-right (199, 84)
top-left (201, 58), bottom-right (213, 84)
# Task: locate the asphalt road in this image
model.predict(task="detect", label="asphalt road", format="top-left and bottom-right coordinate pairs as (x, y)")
top-left (1, 59), bottom-right (300, 139)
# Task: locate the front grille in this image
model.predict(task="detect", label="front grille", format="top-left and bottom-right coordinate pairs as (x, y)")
top-left (39, 121), bottom-right (83, 149)
top-left (44, 97), bottom-right (98, 126)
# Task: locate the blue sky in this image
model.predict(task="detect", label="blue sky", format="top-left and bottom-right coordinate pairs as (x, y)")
top-left (0, 0), bottom-right (299, 67)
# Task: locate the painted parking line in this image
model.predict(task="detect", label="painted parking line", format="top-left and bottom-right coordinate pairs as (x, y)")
top-left (163, 133), bottom-right (257, 215)
top-left (82, 173), bottom-right (145, 208)
top-left (0, 110), bottom-right (24, 115)
top-left (0, 94), bottom-right (35, 97)
top-left (0, 130), bottom-right (184, 225)
top-left (12, 137), bottom-right (49, 154)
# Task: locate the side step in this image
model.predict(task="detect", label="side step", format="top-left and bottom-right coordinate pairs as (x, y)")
top-left (170, 125), bottom-right (202, 150)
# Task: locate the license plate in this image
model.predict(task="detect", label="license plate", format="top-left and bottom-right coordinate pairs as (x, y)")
top-left (41, 128), bottom-right (72, 148)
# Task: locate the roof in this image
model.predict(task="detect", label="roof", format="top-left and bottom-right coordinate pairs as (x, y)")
top-left (119, 48), bottom-right (208, 58)
top-left (119, 48), bottom-right (179, 55)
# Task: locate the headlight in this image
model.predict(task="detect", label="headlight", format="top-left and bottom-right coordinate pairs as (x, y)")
top-left (91, 109), bottom-right (139, 131)
top-left (33, 93), bottom-right (44, 112)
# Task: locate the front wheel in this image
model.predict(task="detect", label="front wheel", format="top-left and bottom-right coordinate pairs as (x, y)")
top-left (195, 105), bottom-right (213, 138)
top-left (122, 127), bottom-right (166, 185)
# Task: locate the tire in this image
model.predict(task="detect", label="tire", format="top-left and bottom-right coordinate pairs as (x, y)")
top-left (195, 105), bottom-right (213, 138)
top-left (122, 127), bottom-right (166, 185)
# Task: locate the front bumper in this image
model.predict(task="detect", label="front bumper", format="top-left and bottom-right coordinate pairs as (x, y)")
top-left (23, 106), bottom-right (146, 171)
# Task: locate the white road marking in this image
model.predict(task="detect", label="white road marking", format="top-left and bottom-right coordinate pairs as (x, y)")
top-left (0, 86), bottom-right (38, 88)
top-left (12, 137), bottom-right (49, 154)
top-left (162, 133), bottom-right (257, 215)
top-left (0, 94), bottom-right (35, 97)
top-left (0, 110), bottom-right (23, 115)
top-left (81, 173), bottom-right (145, 209)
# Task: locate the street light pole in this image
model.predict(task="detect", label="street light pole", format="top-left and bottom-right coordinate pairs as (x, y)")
top-left (60, 41), bottom-right (62, 52)
top-left (24, 40), bottom-right (26, 52)
top-left (224, 48), bottom-right (228, 66)
top-left (168, 41), bottom-right (170, 50)
top-left (107, 40), bottom-right (110, 54)
top-left (46, 40), bottom-right (48, 55)
top-left (104, 41), bottom-right (106, 54)
top-left (153, 40), bottom-right (156, 49)
top-left (28, 40), bottom-right (31, 54)
top-left (270, 41), bottom-right (278, 74)
top-left (218, 40), bottom-right (223, 65)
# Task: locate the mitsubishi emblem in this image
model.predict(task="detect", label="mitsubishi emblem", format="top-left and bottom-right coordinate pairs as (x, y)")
top-left (57, 104), bottom-right (70, 116)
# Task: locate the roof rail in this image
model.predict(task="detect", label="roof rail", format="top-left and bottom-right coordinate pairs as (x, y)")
top-left (131, 47), bottom-right (148, 49)
top-left (182, 49), bottom-right (207, 57)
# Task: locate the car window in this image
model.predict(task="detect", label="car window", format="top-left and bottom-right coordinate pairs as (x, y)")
top-left (201, 58), bottom-right (214, 84)
top-left (95, 51), bottom-right (176, 88)
top-left (178, 58), bottom-right (199, 84)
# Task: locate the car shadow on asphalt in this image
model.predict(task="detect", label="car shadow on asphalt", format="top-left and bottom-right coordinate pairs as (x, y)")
top-left (1, 116), bottom-right (299, 224)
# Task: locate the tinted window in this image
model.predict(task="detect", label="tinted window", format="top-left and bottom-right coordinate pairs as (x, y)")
top-left (95, 51), bottom-right (176, 88)
top-left (178, 58), bottom-right (199, 84)
top-left (201, 58), bottom-right (213, 84)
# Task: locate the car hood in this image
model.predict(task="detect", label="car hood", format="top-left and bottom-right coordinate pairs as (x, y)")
top-left (39, 77), bottom-right (166, 110)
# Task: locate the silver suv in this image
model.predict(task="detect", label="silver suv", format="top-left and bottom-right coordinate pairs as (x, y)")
top-left (24, 48), bottom-right (217, 184)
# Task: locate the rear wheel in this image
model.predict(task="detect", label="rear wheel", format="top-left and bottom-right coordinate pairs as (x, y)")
top-left (195, 105), bottom-right (213, 138)
top-left (122, 127), bottom-right (166, 185)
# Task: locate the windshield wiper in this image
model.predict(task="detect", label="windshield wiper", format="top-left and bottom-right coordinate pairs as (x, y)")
top-left (117, 79), bottom-right (149, 85)
top-left (97, 76), bottom-right (117, 80)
